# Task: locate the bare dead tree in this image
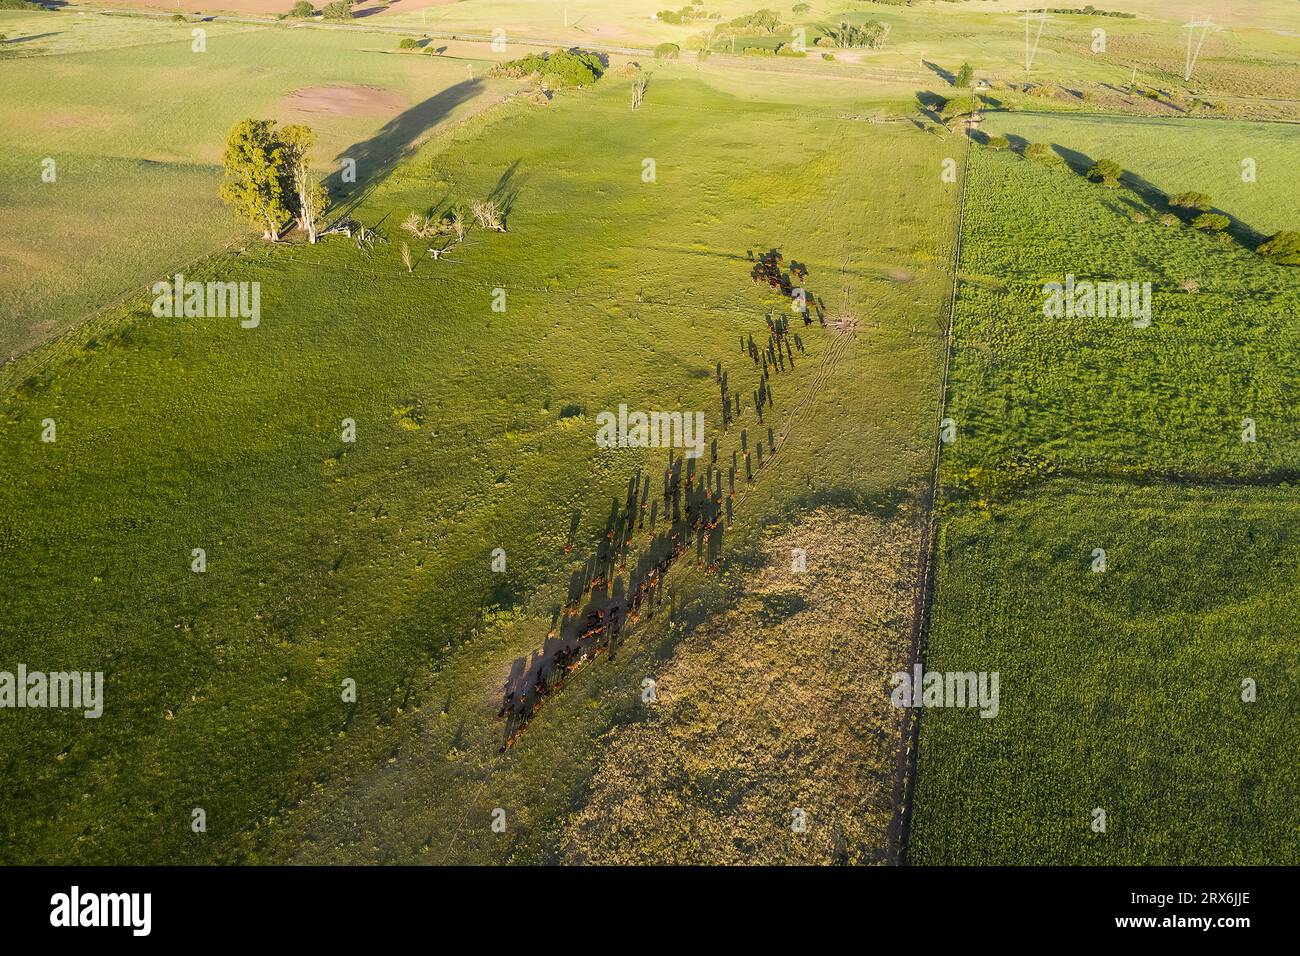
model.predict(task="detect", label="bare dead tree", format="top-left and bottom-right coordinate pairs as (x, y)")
top-left (401, 242), bottom-right (413, 273)
top-left (471, 199), bottom-right (506, 233)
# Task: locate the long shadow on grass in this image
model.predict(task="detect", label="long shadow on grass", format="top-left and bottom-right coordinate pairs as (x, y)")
top-left (325, 78), bottom-right (486, 216)
top-left (1006, 134), bottom-right (1269, 251)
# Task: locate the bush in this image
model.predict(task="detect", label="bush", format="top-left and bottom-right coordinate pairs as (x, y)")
top-left (1169, 191), bottom-right (1213, 212)
top-left (793, 2), bottom-right (810, 10)
top-left (743, 46), bottom-right (776, 56)
top-left (322, 0), bottom-right (351, 19)
top-left (775, 43), bottom-right (806, 56)
top-left (821, 52), bottom-right (834, 61)
top-left (490, 49), bottom-right (604, 86)
top-left (1159, 213), bottom-right (1180, 227)
top-left (985, 135), bottom-right (1009, 150)
top-left (1192, 213), bottom-right (1230, 232)
top-left (1257, 230), bottom-right (1300, 265)
top-left (1086, 158), bottom-right (1123, 187)
top-left (1024, 142), bottom-right (1063, 166)
top-left (399, 37), bottom-right (422, 50)
top-left (654, 42), bottom-right (680, 60)
top-left (288, 0), bottom-right (314, 15)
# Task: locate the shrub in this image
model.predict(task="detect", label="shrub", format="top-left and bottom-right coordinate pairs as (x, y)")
top-left (775, 43), bottom-right (806, 56)
top-left (985, 135), bottom-right (1009, 150)
top-left (1192, 213), bottom-right (1230, 232)
top-left (1159, 212), bottom-right (1180, 227)
top-left (322, 0), bottom-right (351, 19)
top-left (1024, 142), bottom-right (1063, 166)
top-left (1257, 231), bottom-right (1300, 265)
top-left (1169, 191), bottom-right (1213, 212)
top-left (940, 95), bottom-right (979, 123)
top-left (1086, 158), bottom-right (1123, 187)
top-left (490, 49), bottom-right (604, 86)
top-left (654, 42), bottom-right (680, 60)
top-left (399, 37), bottom-right (422, 50)
top-left (743, 46), bottom-right (776, 56)
top-left (821, 52), bottom-right (834, 61)
top-left (289, 0), bottom-right (314, 15)
top-left (793, 2), bottom-right (810, 10)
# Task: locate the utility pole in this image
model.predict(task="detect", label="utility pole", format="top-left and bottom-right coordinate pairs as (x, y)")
top-left (1017, 8), bottom-right (1050, 76)
top-left (1183, 17), bottom-right (1213, 81)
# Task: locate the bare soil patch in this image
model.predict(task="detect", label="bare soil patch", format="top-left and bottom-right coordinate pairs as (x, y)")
top-left (279, 84), bottom-right (409, 118)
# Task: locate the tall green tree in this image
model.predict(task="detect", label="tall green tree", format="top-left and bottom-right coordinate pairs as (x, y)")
top-left (219, 119), bottom-right (293, 241)
top-left (955, 62), bottom-right (974, 87)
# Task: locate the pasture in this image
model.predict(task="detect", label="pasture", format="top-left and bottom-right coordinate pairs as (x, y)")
top-left (1, 0), bottom-right (1296, 867)
top-left (0, 11), bottom-right (506, 360)
top-left (0, 60), bottom-right (956, 863)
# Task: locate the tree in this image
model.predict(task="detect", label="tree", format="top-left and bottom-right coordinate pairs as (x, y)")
top-left (288, 0), bottom-right (314, 15)
top-left (820, 20), bottom-right (889, 49)
top-left (471, 199), bottom-right (505, 232)
top-left (1169, 191), bottom-right (1213, 212)
top-left (985, 135), bottom-right (1009, 150)
top-left (1086, 158), bottom-right (1123, 188)
top-left (1258, 230), bottom-right (1300, 265)
top-left (955, 62), bottom-right (974, 88)
top-left (280, 124), bottom-right (330, 243)
top-left (322, 0), bottom-right (351, 20)
top-left (219, 119), bottom-right (293, 241)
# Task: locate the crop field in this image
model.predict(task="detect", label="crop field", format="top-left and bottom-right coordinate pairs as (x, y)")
top-left (911, 120), bottom-right (1300, 863)
top-left (0, 0), bottom-right (1296, 876)
top-left (912, 479), bottom-right (1299, 865)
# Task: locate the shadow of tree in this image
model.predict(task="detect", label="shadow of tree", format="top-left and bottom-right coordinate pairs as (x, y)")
top-left (325, 78), bottom-right (486, 215)
top-left (1009, 135), bottom-right (1269, 251)
top-left (923, 60), bottom-right (955, 85)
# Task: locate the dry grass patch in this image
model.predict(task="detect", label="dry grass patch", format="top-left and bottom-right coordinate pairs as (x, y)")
top-left (563, 506), bottom-right (920, 865)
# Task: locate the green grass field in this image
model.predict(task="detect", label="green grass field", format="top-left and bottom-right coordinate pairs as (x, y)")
top-left (0, 58), bottom-right (956, 862)
top-left (912, 480), bottom-right (1299, 864)
top-left (912, 119), bottom-right (1300, 864)
top-left (0, 11), bottom-right (507, 360)
top-left (1, 0), bottom-right (1296, 867)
